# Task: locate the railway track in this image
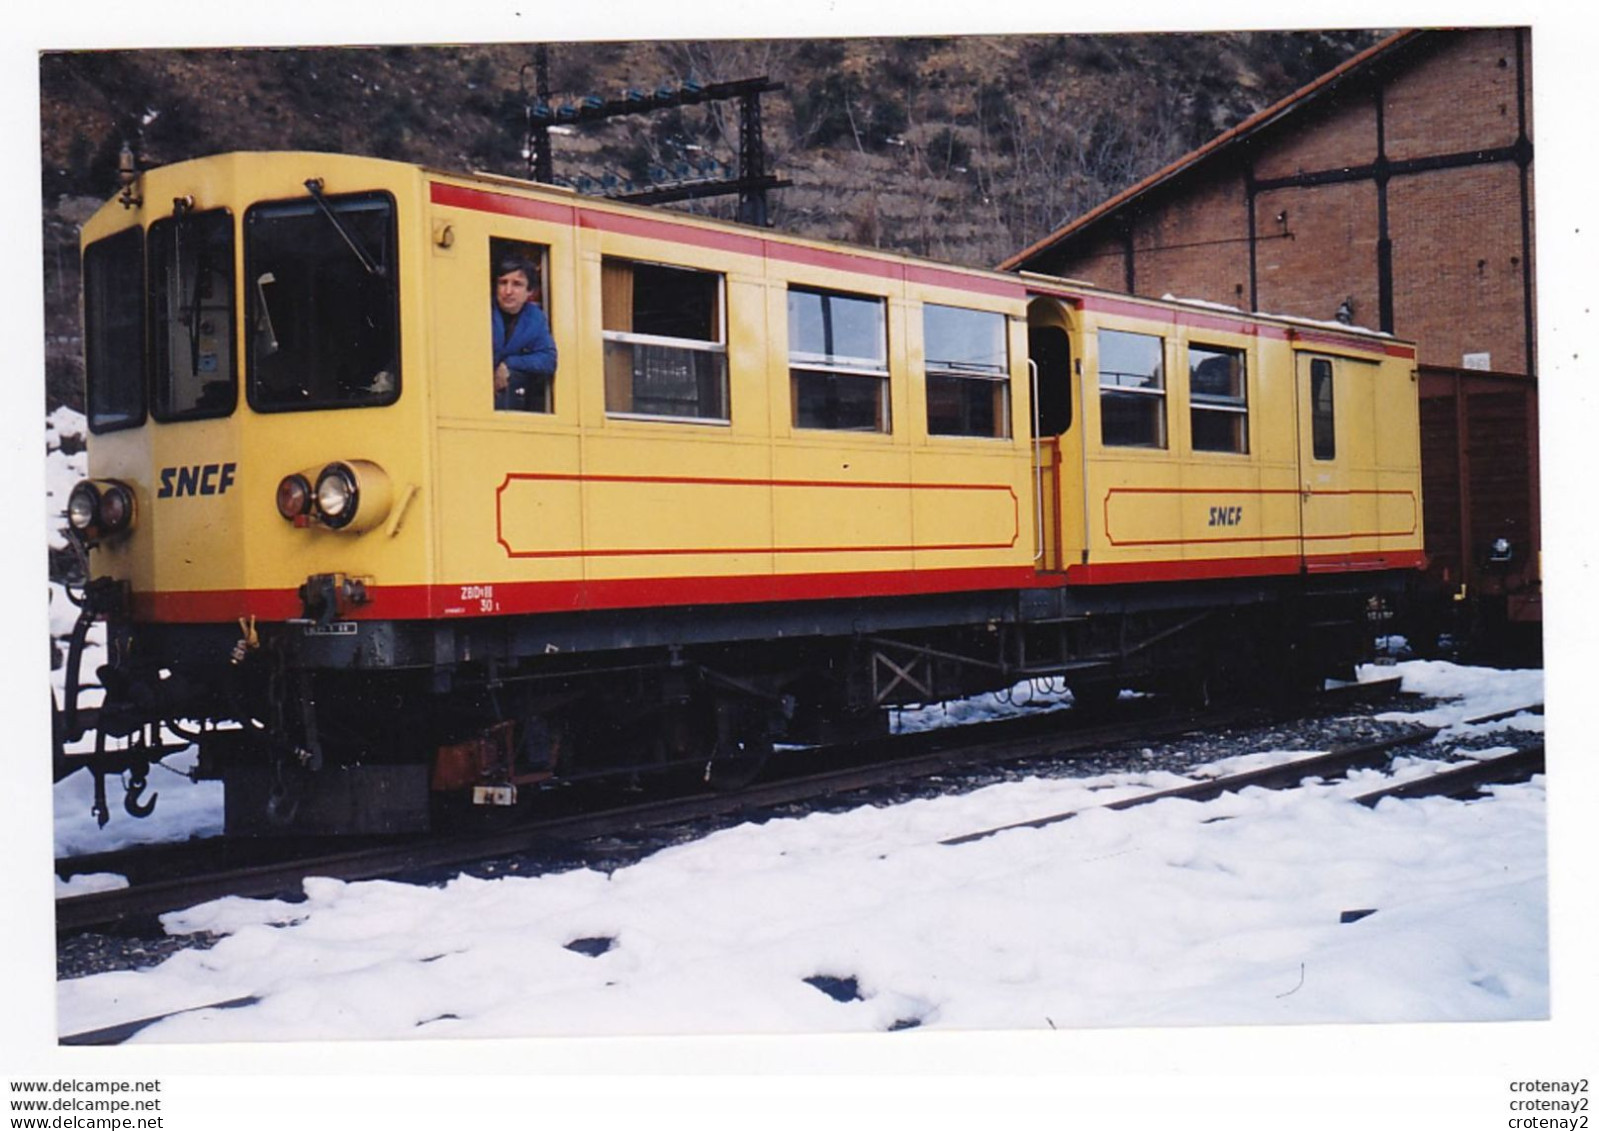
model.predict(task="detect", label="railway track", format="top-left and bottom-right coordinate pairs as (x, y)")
top-left (51, 677), bottom-right (1450, 935)
top-left (941, 730), bottom-right (1543, 846)
top-left (56, 688), bottom-right (1545, 1047)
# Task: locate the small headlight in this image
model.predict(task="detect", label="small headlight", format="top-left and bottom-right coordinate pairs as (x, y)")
top-left (315, 463), bottom-right (358, 528)
top-left (277, 473), bottom-right (312, 521)
top-left (67, 482), bottom-right (99, 532)
top-left (98, 482), bottom-right (134, 533)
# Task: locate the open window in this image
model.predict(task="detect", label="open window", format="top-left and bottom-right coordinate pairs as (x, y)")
top-left (789, 286), bottom-right (890, 433)
top-left (602, 257), bottom-right (727, 421)
top-left (924, 304), bottom-right (1010, 439)
top-left (491, 237), bottom-right (554, 413)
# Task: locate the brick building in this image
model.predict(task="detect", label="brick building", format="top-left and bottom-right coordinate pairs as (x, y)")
top-left (1002, 28), bottom-right (1540, 655)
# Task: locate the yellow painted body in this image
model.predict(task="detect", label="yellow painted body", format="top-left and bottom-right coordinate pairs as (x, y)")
top-left (76, 153), bottom-right (1421, 627)
top-left (1027, 289), bottom-right (1423, 584)
top-left (81, 154), bottom-right (435, 621)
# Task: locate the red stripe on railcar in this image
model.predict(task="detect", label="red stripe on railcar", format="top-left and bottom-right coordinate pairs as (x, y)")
top-left (493, 471), bottom-right (1022, 559)
top-left (1101, 485), bottom-right (1419, 546)
top-left (1074, 294), bottom-right (1291, 340)
top-left (576, 207), bottom-right (766, 257)
top-left (1302, 550), bottom-right (1427, 573)
top-left (1065, 549), bottom-right (1425, 585)
top-left (132, 565), bottom-right (1059, 624)
top-left (1065, 556), bottom-right (1301, 584)
top-left (431, 180), bottom-right (1023, 299)
top-left (1287, 326), bottom-right (1416, 359)
top-left (429, 182), bottom-right (575, 225)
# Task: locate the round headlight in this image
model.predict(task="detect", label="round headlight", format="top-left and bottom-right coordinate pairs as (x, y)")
top-left (315, 464), bottom-right (358, 527)
top-left (276, 473), bottom-right (312, 521)
top-left (67, 482), bottom-right (99, 532)
top-left (98, 482), bottom-right (134, 533)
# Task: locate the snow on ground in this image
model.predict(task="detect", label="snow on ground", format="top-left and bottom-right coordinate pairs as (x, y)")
top-left (892, 676), bottom-right (1077, 731)
top-left (53, 658), bottom-right (1546, 1042)
top-left (44, 405), bottom-right (85, 554)
top-left (53, 743), bottom-right (223, 862)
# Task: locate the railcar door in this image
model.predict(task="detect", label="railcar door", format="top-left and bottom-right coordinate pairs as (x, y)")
top-left (1027, 298), bottom-right (1081, 573)
top-left (1294, 352), bottom-right (1373, 572)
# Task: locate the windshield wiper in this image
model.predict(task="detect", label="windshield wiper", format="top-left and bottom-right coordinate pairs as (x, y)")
top-left (255, 271), bottom-right (280, 355)
top-left (188, 245), bottom-right (208, 377)
top-left (303, 178), bottom-right (385, 277)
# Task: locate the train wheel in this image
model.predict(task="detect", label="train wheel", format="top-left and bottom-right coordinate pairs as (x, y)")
top-left (699, 694), bottom-right (773, 792)
top-left (702, 731), bottom-right (772, 792)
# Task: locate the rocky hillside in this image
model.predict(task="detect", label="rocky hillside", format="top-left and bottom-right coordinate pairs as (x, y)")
top-left (39, 30), bottom-right (1385, 409)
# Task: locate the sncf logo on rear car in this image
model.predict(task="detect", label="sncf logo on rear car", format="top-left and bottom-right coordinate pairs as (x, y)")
top-left (157, 462), bottom-right (238, 498)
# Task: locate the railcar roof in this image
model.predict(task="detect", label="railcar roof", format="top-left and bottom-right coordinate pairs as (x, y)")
top-left (102, 149), bottom-right (1413, 350)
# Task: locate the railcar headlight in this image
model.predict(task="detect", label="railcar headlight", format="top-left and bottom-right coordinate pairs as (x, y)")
top-left (67, 482), bottom-right (99, 532)
top-left (276, 473), bottom-right (312, 522)
top-left (279, 460), bottom-right (392, 533)
top-left (315, 463), bottom-right (359, 528)
top-left (97, 483), bottom-right (134, 533)
top-left (66, 479), bottom-right (136, 539)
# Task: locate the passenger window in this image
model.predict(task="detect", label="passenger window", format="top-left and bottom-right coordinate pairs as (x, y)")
top-left (1098, 329), bottom-right (1166, 448)
top-left (1188, 343), bottom-right (1248, 454)
top-left (602, 257), bottom-right (727, 421)
top-left (924, 304), bottom-right (1010, 439)
top-left (150, 208), bottom-right (236, 421)
top-left (789, 287), bottom-right (890, 432)
top-left (1311, 357), bottom-right (1336, 460)
top-left (491, 238), bottom-right (555, 413)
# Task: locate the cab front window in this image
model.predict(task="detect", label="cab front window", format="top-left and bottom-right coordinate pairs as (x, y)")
top-left (245, 191), bottom-right (399, 411)
top-left (150, 208), bottom-right (236, 421)
top-left (83, 226), bottom-right (146, 434)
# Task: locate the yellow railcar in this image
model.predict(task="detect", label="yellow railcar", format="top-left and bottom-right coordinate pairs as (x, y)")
top-left (59, 152), bottom-right (1421, 833)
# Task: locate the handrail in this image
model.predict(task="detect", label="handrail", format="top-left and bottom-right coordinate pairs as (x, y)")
top-left (1030, 358), bottom-right (1045, 563)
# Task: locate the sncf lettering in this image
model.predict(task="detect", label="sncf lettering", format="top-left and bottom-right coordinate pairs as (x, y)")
top-left (157, 462), bottom-right (238, 499)
top-left (1207, 505), bottom-right (1243, 527)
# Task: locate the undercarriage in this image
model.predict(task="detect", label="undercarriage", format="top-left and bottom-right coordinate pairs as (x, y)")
top-left (54, 573), bottom-right (1401, 836)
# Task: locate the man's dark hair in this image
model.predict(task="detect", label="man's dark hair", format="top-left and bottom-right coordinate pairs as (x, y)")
top-left (495, 256), bottom-right (538, 289)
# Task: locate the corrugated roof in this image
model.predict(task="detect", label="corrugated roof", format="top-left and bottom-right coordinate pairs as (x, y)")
top-left (996, 29), bottom-right (1430, 272)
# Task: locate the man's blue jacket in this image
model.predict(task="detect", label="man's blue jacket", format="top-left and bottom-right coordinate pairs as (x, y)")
top-left (493, 303), bottom-right (558, 410)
